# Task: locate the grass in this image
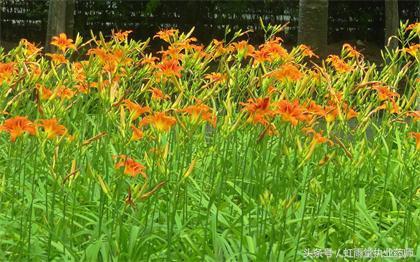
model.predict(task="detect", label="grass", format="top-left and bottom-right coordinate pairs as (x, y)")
top-left (0, 22), bottom-right (419, 261)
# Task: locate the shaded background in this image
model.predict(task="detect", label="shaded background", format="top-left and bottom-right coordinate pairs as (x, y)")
top-left (0, 0), bottom-right (418, 55)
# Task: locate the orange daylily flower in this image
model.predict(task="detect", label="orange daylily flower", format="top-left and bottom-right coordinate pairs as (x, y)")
top-left (112, 30), bottom-right (132, 42)
top-left (130, 125), bottom-right (144, 141)
top-left (0, 62), bottom-right (16, 82)
top-left (275, 100), bottom-right (308, 126)
top-left (252, 49), bottom-right (272, 64)
top-left (158, 46), bottom-right (183, 61)
top-left (326, 55), bottom-right (352, 73)
top-left (55, 85), bottom-right (75, 100)
top-left (240, 97), bottom-right (273, 126)
top-left (155, 59), bottom-right (183, 79)
top-left (211, 39), bottom-right (232, 57)
top-left (253, 38), bottom-right (288, 64)
top-left (114, 155), bottom-right (147, 178)
top-left (406, 22), bottom-right (420, 34)
top-left (87, 47), bottom-right (108, 61)
top-left (267, 64), bottom-right (303, 82)
top-left (204, 72), bottom-right (227, 84)
top-left (150, 88), bottom-right (169, 101)
top-left (408, 132), bottom-right (420, 150)
top-left (123, 99), bottom-right (151, 120)
top-left (37, 118), bottom-right (68, 139)
top-left (372, 85), bottom-right (400, 101)
top-left (303, 127), bottom-right (334, 145)
top-left (298, 44), bottom-right (318, 58)
top-left (407, 111), bottom-right (420, 122)
top-left (0, 116), bottom-right (36, 142)
top-left (47, 53), bottom-right (68, 64)
top-left (154, 28), bottom-right (179, 43)
top-left (140, 54), bottom-right (159, 66)
top-left (140, 112), bottom-right (176, 132)
top-left (179, 101), bottom-right (217, 127)
top-left (20, 39), bottom-right (42, 56)
top-left (231, 41), bottom-right (255, 58)
top-left (402, 44), bottom-right (420, 57)
top-left (342, 43), bottom-right (361, 58)
top-left (50, 33), bottom-right (75, 52)
top-left (36, 84), bottom-right (53, 100)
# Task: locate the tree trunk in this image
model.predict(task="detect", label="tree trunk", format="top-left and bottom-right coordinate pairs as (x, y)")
top-left (385, 0), bottom-right (399, 49)
top-left (45, 0), bottom-right (67, 52)
top-left (65, 0), bottom-right (75, 39)
top-left (298, 0), bottom-right (328, 57)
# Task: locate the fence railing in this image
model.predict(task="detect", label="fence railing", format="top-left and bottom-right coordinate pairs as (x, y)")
top-left (0, 0), bottom-right (418, 46)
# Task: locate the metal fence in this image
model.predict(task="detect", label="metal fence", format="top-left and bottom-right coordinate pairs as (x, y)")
top-left (0, 0), bottom-right (418, 46)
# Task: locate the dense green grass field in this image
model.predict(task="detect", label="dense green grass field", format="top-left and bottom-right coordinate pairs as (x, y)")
top-left (0, 22), bottom-right (419, 261)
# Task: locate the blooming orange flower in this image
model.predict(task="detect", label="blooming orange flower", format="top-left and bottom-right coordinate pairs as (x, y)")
top-left (123, 99), bottom-right (151, 120)
top-left (50, 33), bottom-right (75, 52)
top-left (372, 85), bottom-right (399, 101)
top-left (0, 62), bottom-right (16, 83)
top-left (55, 85), bottom-right (75, 100)
top-left (267, 64), bottom-right (303, 82)
top-left (87, 47), bottom-right (108, 61)
top-left (342, 43), bottom-right (361, 58)
top-left (140, 54), bottom-right (159, 66)
top-left (326, 55), bottom-right (352, 73)
top-left (345, 106), bottom-right (358, 120)
top-left (36, 84), bottom-right (53, 100)
top-left (252, 49), bottom-right (272, 64)
top-left (231, 41), bottom-right (255, 58)
top-left (130, 125), bottom-right (144, 141)
top-left (402, 44), bottom-right (420, 57)
top-left (275, 100), bottom-right (308, 126)
top-left (140, 112), bottom-right (176, 132)
top-left (158, 46), bottom-right (183, 61)
top-left (204, 72), bottom-right (227, 84)
top-left (406, 22), bottom-right (420, 34)
top-left (47, 53), bottom-right (68, 64)
top-left (150, 88), bottom-right (169, 101)
top-left (408, 132), bottom-right (420, 150)
top-left (114, 155), bottom-right (147, 178)
top-left (154, 28), bottom-right (179, 43)
top-left (211, 39), bottom-right (232, 57)
top-left (303, 127), bottom-right (333, 145)
top-left (0, 116), bottom-right (36, 142)
top-left (298, 44), bottom-right (318, 58)
top-left (240, 97), bottom-right (273, 126)
top-left (155, 59), bottom-right (183, 79)
top-left (407, 111), bottom-right (420, 122)
top-left (37, 118), bottom-right (68, 139)
top-left (112, 30), bottom-right (132, 42)
top-left (20, 39), bottom-right (42, 56)
top-left (179, 101), bottom-right (217, 127)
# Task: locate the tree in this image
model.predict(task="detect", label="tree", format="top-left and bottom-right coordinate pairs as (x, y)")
top-left (385, 0), bottom-right (399, 48)
top-left (298, 0), bottom-right (328, 57)
top-left (45, 0), bottom-right (75, 52)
